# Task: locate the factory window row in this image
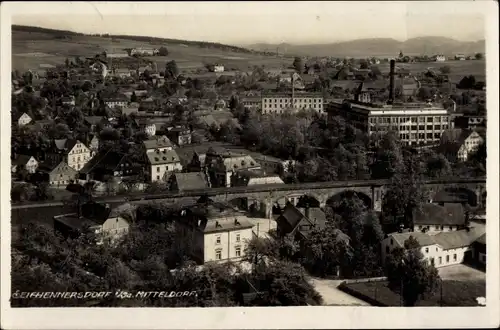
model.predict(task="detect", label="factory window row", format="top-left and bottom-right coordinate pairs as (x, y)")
top-left (369, 116), bottom-right (449, 125)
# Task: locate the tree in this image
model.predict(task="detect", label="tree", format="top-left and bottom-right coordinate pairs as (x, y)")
top-left (425, 152), bottom-right (452, 178)
top-left (385, 237), bottom-right (440, 306)
top-left (246, 260), bottom-right (323, 306)
top-left (417, 87), bottom-right (433, 101)
top-left (359, 60), bottom-right (369, 69)
top-left (165, 60), bottom-right (179, 79)
top-left (292, 57), bottom-right (304, 73)
top-left (158, 46), bottom-right (169, 56)
top-left (457, 75), bottom-right (476, 89)
top-left (475, 53), bottom-right (483, 60)
top-left (130, 91), bottom-right (137, 103)
top-left (299, 224), bottom-right (352, 277)
top-left (439, 66), bottom-right (451, 74)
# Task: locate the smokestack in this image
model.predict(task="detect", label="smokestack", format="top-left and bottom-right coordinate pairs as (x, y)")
top-left (388, 59), bottom-right (396, 104)
top-left (291, 73), bottom-right (295, 109)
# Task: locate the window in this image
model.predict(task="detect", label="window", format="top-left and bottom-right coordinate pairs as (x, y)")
top-left (453, 254), bottom-right (457, 261)
top-left (430, 258), bottom-right (435, 266)
top-left (156, 175), bottom-right (160, 180)
top-left (215, 250), bottom-right (222, 260)
top-left (435, 225), bottom-right (439, 230)
top-left (385, 246), bottom-right (390, 254)
top-left (236, 234), bottom-right (240, 242)
top-left (235, 246), bottom-right (241, 257)
top-left (216, 236), bottom-right (221, 244)
top-left (438, 257), bottom-right (442, 264)
top-left (425, 247), bottom-right (429, 253)
top-left (390, 239), bottom-right (393, 245)
top-left (449, 226), bottom-right (453, 230)
top-left (441, 226), bottom-right (444, 230)
top-left (446, 255), bottom-right (450, 263)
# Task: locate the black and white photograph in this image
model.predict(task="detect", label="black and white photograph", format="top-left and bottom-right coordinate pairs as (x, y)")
top-left (1, 1), bottom-right (498, 329)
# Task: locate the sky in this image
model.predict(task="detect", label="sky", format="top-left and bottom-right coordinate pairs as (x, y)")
top-left (11, 2), bottom-right (487, 45)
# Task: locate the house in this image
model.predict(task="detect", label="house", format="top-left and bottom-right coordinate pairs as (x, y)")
top-left (454, 54), bottom-right (466, 61)
top-left (47, 139), bottom-right (92, 171)
top-left (440, 129), bottom-right (485, 162)
top-left (147, 149), bottom-right (182, 182)
top-left (434, 55), bottom-right (446, 62)
top-left (412, 203), bottom-right (465, 234)
top-left (12, 155), bottom-right (39, 174)
top-left (142, 136), bottom-right (174, 154)
top-left (13, 112), bottom-right (32, 127)
top-left (166, 126), bottom-right (192, 146)
top-left (39, 161), bottom-right (78, 187)
top-left (175, 201), bottom-right (254, 264)
top-left (205, 151), bottom-right (261, 188)
top-left (226, 147), bottom-right (296, 175)
top-left (104, 50), bottom-right (129, 58)
top-left (276, 204), bottom-right (327, 239)
top-left (130, 47), bottom-right (158, 56)
top-left (136, 119), bottom-right (156, 137)
top-left (78, 149), bottom-right (140, 182)
top-left (104, 95), bottom-right (128, 108)
top-left (208, 64), bottom-right (225, 73)
top-left (112, 68), bottom-right (132, 78)
top-left (231, 170), bottom-right (284, 187)
top-left (175, 143), bottom-right (229, 171)
top-left (381, 226), bottom-right (486, 268)
top-left (88, 135), bottom-right (99, 156)
top-left (61, 96), bottom-right (76, 106)
top-left (168, 172), bottom-right (210, 192)
top-left (471, 233), bottom-right (486, 267)
top-left (53, 202), bottom-right (133, 244)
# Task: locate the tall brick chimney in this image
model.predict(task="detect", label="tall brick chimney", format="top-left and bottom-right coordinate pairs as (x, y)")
top-left (388, 59), bottom-right (396, 104)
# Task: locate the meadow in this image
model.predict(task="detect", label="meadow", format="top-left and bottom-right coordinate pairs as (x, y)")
top-left (11, 30), bottom-right (291, 73)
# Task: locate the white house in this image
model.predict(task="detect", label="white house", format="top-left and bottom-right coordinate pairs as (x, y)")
top-left (440, 129), bottom-right (485, 162)
top-left (52, 139), bottom-right (93, 171)
top-left (435, 55), bottom-right (446, 62)
top-left (15, 113), bottom-right (32, 127)
top-left (45, 161), bottom-right (78, 187)
top-left (142, 136), bottom-right (174, 154)
top-left (147, 149), bottom-right (183, 182)
top-left (54, 202), bottom-right (134, 244)
top-left (12, 155), bottom-right (39, 174)
top-left (213, 64), bottom-right (225, 73)
top-left (412, 203), bottom-right (465, 234)
top-left (382, 226), bottom-right (485, 268)
top-left (175, 201), bottom-right (255, 264)
top-left (104, 96), bottom-right (128, 109)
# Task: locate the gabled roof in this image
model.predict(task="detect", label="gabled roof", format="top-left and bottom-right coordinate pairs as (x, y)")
top-left (12, 154), bottom-right (36, 166)
top-left (53, 139), bottom-right (81, 152)
top-left (388, 232), bottom-right (437, 247)
top-left (47, 161), bottom-right (78, 176)
top-left (172, 172), bottom-right (209, 191)
top-left (143, 137), bottom-right (173, 150)
top-left (413, 203), bottom-right (465, 226)
top-left (276, 204), bottom-right (326, 235)
top-left (146, 149), bottom-right (180, 165)
top-left (433, 226), bottom-right (485, 250)
top-left (79, 149), bottom-right (128, 174)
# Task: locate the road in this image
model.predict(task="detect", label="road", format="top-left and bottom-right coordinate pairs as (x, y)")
top-left (308, 277), bottom-right (370, 306)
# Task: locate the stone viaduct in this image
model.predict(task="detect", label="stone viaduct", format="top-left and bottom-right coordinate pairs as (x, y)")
top-left (131, 177), bottom-right (486, 219)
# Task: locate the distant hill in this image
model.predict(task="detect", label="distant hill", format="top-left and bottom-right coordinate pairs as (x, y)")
top-left (247, 37), bottom-right (486, 57)
top-left (12, 25), bottom-right (256, 54)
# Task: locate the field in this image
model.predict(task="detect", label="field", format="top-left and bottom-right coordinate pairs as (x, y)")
top-left (12, 30), bottom-right (291, 73)
top-left (340, 279), bottom-right (485, 306)
top-left (377, 60), bottom-right (486, 83)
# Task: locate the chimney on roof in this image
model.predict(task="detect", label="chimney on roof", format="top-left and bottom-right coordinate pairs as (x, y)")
top-left (388, 59), bottom-right (396, 105)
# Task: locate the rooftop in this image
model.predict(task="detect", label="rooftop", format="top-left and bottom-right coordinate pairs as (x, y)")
top-left (413, 203), bottom-right (465, 226)
top-left (146, 149), bottom-right (180, 165)
top-left (142, 137), bottom-right (173, 150)
top-left (172, 172), bottom-right (209, 191)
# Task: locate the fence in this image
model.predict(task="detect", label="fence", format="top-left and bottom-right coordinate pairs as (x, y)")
top-left (342, 276), bottom-right (387, 285)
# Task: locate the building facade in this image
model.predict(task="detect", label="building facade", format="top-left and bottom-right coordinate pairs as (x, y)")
top-left (175, 202), bottom-right (255, 264)
top-left (147, 149), bottom-right (183, 182)
top-left (261, 92), bottom-right (324, 114)
top-left (332, 100), bottom-right (452, 146)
